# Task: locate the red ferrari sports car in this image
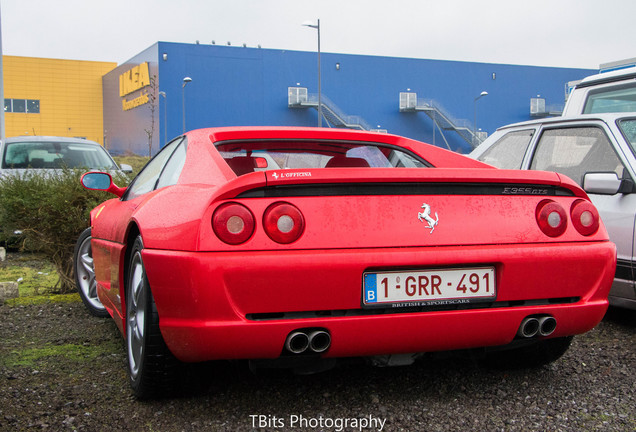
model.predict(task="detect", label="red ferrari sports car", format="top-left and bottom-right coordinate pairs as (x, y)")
top-left (74, 127), bottom-right (615, 398)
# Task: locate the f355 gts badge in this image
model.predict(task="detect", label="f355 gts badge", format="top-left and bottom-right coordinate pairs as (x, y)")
top-left (418, 203), bottom-right (439, 234)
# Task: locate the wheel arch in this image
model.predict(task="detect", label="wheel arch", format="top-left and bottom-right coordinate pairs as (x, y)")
top-left (120, 222), bottom-right (142, 337)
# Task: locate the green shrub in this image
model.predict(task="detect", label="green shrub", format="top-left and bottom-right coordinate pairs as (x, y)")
top-left (0, 169), bottom-right (126, 293)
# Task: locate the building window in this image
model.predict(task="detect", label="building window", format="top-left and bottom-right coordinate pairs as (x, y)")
top-left (12, 99), bottom-right (26, 113)
top-left (27, 100), bottom-right (40, 113)
top-left (4, 98), bottom-right (40, 113)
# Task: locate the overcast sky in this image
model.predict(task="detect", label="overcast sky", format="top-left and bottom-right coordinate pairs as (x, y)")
top-left (2, 0), bottom-right (634, 70)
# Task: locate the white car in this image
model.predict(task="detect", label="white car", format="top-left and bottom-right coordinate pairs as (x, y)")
top-left (0, 136), bottom-right (132, 248)
top-left (563, 66), bottom-right (636, 116)
top-left (470, 113), bottom-right (636, 310)
top-left (0, 136), bottom-right (132, 177)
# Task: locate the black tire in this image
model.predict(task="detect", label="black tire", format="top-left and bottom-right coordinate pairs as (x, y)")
top-left (126, 236), bottom-right (180, 399)
top-left (73, 227), bottom-right (109, 318)
top-left (482, 336), bottom-right (574, 369)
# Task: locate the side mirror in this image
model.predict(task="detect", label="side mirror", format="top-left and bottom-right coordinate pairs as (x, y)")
top-left (583, 172), bottom-right (634, 195)
top-left (119, 163), bottom-right (133, 174)
top-left (81, 172), bottom-right (126, 197)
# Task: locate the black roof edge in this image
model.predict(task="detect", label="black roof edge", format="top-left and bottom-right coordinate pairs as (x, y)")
top-left (575, 72), bottom-right (636, 89)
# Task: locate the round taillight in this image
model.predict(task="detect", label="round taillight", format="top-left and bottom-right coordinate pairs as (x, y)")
top-left (212, 203), bottom-right (255, 245)
top-left (263, 202), bottom-right (305, 244)
top-left (536, 199), bottom-right (567, 237)
top-left (570, 199), bottom-right (600, 236)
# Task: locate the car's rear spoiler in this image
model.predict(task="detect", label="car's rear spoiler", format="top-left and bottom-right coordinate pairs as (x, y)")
top-left (212, 168), bottom-right (587, 201)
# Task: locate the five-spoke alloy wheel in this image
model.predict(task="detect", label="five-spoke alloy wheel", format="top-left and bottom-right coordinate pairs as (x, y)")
top-left (126, 236), bottom-right (179, 398)
top-left (73, 227), bottom-right (109, 317)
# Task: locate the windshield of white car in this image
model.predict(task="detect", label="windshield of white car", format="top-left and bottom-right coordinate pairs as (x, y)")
top-left (2, 141), bottom-right (117, 170)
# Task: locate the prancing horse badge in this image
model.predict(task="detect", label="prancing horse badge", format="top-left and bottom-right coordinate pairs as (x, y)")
top-left (418, 203), bottom-right (439, 234)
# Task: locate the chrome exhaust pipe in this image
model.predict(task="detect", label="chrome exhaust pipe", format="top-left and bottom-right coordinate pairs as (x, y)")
top-left (538, 316), bottom-right (557, 336)
top-left (517, 317), bottom-right (540, 338)
top-left (285, 331), bottom-right (310, 354)
top-left (308, 330), bottom-right (331, 353)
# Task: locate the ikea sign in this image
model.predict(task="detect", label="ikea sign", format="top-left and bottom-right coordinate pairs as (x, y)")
top-left (119, 62), bottom-right (150, 96)
top-left (119, 62), bottom-right (151, 111)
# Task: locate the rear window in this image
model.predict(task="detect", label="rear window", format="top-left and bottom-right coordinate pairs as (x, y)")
top-left (216, 140), bottom-right (429, 176)
top-left (2, 141), bottom-right (117, 170)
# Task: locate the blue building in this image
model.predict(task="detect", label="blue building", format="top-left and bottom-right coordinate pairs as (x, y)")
top-left (102, 41), bottom-right (595, 156)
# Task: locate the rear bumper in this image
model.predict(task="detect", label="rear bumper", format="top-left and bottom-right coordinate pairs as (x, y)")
top-left (142, 242), bottom-right (615, 362)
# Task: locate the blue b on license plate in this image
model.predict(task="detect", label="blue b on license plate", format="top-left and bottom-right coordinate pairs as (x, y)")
top-left (363, 267), bottom-right (496, 307)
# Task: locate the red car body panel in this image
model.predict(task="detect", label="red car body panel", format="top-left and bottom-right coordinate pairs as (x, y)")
top-left (87, 127), bottom-right (616, 363)
top-left (142, 242), bottom-right (613, 362)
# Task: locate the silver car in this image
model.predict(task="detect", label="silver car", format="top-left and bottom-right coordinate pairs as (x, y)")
top-left (0, 136), bottom-right (132, 249)
top-left (470, 113), bottom-right (636, 310)
top-left (0, 136), bottom-right (131, 176)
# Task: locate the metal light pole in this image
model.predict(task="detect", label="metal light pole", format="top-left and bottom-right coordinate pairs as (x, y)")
top-left (182, 77), bottom-right (192, 134)
top-left (302, 19), bottom-right (322, 127)
top-left (159, 91), bottom-right (167, 146)
top-left (473, 91), bottom-right (488, 146)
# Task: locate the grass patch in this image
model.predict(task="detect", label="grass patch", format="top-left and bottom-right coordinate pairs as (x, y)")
top-left (4, 293), bottom-right (80, 307)
top-left (0, 253), bottom-right (82, 305)
top-left (0, 257), bottom-right (58, 296)
top-left (2, 342), bottom-right (113, 368)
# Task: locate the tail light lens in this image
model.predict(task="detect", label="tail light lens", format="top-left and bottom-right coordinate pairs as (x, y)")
top-left (570, 199), bottom-right (600, 236)
top-left (536, 199), bottom-right (567, 237)
top-left (212, 203), bottom-right (255, 245)
top-left (263, 202), bottom-right (305, 244)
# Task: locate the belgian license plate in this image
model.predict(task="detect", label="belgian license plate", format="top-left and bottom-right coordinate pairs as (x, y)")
top-left (363, 267), bottom-right (496, 308)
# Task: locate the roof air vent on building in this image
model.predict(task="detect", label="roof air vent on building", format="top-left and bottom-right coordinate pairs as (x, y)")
top-left (530, 97), bottom-right (546, 116)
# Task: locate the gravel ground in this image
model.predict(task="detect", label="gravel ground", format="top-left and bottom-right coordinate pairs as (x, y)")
top-left (0, 299), bottom-right (635, 432)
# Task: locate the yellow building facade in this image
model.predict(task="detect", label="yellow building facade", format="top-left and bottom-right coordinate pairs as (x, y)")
top-left (3, 56), bottom-right (116, 144)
